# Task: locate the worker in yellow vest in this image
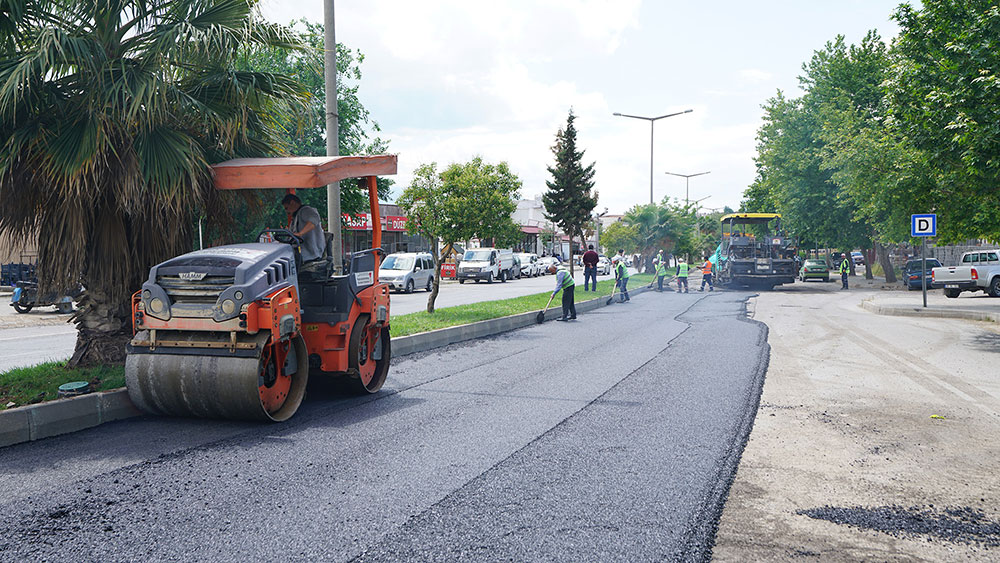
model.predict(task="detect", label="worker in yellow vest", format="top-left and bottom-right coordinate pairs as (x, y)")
top-left (613, 254), bottom-right (631, 303)
top-left (654, 254), bottom-right (668, 292)
top-left (675, 258), bottom-right (690, 293)
top-left (549, 264), bottom-right (577, 321)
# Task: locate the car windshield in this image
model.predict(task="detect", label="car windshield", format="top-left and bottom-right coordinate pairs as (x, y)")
top-left (464, 250), bottom-right (492, 261)
top-left (381, 256), bottom-right (413, 271)
top-left (804, 260), bottom-right (825, 266)
top-left (906, 260), bottom-right (940, 270)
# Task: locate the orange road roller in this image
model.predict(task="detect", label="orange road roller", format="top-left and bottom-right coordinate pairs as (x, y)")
top-left (125, 155), bottom-right (396, 421)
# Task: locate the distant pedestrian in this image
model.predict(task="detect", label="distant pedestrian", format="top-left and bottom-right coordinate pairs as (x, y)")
top-left (549, 264), bottom-right (577, 321)
top-left (839, 253), bottom-right (850, 290)
top-left (582, 244), bottom-right (599, 292)
top-left (613, 254), bottom-right (630, 302)
top-left (676, 257), bottom-right (690, 293)
top-left (699, 256), bottom-right (714, 292)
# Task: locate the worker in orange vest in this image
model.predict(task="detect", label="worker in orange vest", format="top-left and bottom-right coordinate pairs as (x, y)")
top-left (699, 255), bottom-right (714, 292)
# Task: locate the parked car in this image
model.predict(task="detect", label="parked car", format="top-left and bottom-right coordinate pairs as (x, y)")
top-left (457, 247), bottom-right (515, 284)
top-left (798, 259), bottom-right (830, 282)
top-left (931, 250), bottom-right (1000, 298)
top-left (378, 252), bottom-right (434, 293)
top-left (597, 255), bottom-right (611, 275)
top-left (517, 253), bottom-right (540, 277)
top-left (903, 258), bottom-right (942, 291)
top-left (536, 256), bottom-right (559, 274)
top-left (851, 251), bottom-right (865, 266)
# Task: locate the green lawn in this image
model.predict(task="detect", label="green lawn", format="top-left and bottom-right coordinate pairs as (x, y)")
top-left (391, 273), bottom-right (656, 337)
top-left (0, 273), bottom-right (656, 409)
top-left (0, 361), bottom-right (125, 411)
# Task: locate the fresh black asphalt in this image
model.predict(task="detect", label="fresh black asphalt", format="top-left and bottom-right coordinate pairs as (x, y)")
top-left (0, 290), bottom-right (768, 562)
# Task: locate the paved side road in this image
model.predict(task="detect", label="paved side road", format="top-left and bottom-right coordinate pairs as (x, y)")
top-left (0, 290), bottom-right (766, 562)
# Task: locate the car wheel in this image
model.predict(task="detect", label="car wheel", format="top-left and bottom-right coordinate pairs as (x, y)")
top-left (426, 277), bottom-right (433, 292)
top-left (989, 277), bottom-right (1000, 298)
top-left (459, 279), bottom-right (465, 284)
top-left (405, 279), bottom-right (414, 294)
top-left (486, 273), bottom-right (493, 284)
top-left (500, 270), bottom-right (507, 283)
top-left (944, 288), bottom-right (960, 298)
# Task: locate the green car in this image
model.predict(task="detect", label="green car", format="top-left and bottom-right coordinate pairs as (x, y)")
top-left (798, 259), bottom-right (830, 282)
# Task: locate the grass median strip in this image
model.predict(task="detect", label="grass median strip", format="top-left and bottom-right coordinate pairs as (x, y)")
top-left (0, 361), bottom-right (125, 411)
top-left (391, 273), bottom-right (655, 337)
top-left (0, 273), bottom-right (659, 409)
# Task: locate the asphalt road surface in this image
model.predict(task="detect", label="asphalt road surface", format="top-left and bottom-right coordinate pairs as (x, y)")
top-left (0, 288), bottom-right (765, 562)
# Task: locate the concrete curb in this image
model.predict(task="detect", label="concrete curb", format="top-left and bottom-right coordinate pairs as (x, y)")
top-left (1, 283), bottom-right (652, 449)
top-left (860, 298), bottom-right (999, 324)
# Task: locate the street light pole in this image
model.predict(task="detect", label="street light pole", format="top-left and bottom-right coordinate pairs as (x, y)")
top-left (664, 171), bottom-right (711, 206)
top-left (613, 109), bottom-right (693, 204)
top-left (324, 0), bottom-right (343, 273)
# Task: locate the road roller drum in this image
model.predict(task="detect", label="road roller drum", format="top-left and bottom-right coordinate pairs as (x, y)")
top-left (126, 331), bottom-right (309, 421)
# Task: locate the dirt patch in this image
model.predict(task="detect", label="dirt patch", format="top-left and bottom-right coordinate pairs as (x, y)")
top-left (713, 285), bottom-right (1000, 561)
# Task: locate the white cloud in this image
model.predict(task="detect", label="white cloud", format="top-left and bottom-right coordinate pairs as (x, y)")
top-left (738, 68), bottom-right (773, 83)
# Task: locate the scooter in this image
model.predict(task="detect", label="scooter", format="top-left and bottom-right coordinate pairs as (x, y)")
top-left (10, 280), bottom-right (78, 314)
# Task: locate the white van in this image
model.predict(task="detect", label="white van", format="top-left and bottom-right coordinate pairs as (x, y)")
top-left (379, 252), bottom-right (434, 293)
top-left (457, 247), bottom-right (514, 283)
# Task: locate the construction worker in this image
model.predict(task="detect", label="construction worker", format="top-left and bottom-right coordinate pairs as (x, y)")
top-left (676, 257), bottom-right (690, 293)
top-left (612, 253), bottom-right (630, 303)
top-left (549, 264), bottom-right (577, 321)
top-left (839, 253), bottom-right (850, 290)
top-left (699, 255), bottom-right (714, 292)
top-left (654, 253), bottom-right (668, 292)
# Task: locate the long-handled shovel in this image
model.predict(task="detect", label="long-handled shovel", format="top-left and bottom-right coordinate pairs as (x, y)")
top-left (536, 293), bottom-right (556, 324)
top-left (605, 281), bottom-right (619, 305)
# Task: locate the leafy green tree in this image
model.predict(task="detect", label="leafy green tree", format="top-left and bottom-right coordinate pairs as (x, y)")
top-left (600, 221), bottom-right (639, 256)
top-left (543, 109), bottom-right (598, 275)
top-left (399, 158), bottom-right (522, 312)
top-left (0, 0), bottom-right (308, 366)
top-left (887, 0), bottom-right (1000, 241)
top-left (219, 19), bottom-right (390, 245)
top-left (617, 201), bottom-right (698, 272)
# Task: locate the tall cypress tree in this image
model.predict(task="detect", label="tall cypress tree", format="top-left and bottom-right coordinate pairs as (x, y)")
top-left (543, 110), bottom-right (598, 276)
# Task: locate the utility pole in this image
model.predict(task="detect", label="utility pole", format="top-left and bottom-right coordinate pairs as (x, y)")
top-left (324, 0), bottom-right (343, 273)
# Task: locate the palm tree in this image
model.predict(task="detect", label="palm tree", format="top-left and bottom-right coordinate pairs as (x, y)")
top-left (0, 0), bottom-right (308, 366)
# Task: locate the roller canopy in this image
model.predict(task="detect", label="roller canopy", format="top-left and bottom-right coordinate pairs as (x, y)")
top-left (212, 155), bottom-right (397, 190)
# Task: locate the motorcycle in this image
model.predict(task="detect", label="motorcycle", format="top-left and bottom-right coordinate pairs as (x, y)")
top-left (10, 280), bottom-right (79, 314)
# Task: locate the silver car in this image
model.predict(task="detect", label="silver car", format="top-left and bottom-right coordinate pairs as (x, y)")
top-left (379, 252), bottom-right (434, 293)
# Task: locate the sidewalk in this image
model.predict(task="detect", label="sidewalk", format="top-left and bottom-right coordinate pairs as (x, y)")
top-left (862, 290), bottom-right (1000, 324)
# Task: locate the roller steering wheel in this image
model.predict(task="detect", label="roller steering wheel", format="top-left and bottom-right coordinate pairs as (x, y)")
top-left (258, 228), bottom-right (302, 245)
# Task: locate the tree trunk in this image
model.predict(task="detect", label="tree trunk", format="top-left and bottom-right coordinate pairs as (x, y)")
top-left (864, 247), bottom-right (875, 280)
top-left (875, 241), bottom-right (896, 283)
top-left (427, 242), bottom-right (450, 313)
top-left (66, 290), bottom-right (131, 368)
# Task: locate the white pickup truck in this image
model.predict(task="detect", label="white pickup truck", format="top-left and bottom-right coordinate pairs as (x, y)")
top-left (931, 250), bottom-right (1000, 298)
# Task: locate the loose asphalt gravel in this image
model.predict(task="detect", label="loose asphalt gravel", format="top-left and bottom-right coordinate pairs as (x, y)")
top-left (0, 289), bottom-right (768, 562)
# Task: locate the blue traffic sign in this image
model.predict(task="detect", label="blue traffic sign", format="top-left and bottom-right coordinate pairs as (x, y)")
top-left (911, 214), bottom-right (936, 237)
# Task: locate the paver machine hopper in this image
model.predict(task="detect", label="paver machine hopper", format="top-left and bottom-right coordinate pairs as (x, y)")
top-left (125, 155), bottom-right (396, 421)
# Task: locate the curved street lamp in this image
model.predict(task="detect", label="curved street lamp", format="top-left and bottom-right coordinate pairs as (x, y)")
top-left (664, 170), bottom-right (711, 206)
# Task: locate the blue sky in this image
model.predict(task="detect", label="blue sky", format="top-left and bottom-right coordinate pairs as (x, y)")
top-left (259, 0), bottom-right (911, 215)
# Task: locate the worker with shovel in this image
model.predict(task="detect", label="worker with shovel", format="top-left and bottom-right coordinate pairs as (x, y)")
top-left (549, 264), bottom-right (577, 321)
top-left (613, 254), bottom-right (631, 303)
top-left (655, 255), bottom-right (669, 291)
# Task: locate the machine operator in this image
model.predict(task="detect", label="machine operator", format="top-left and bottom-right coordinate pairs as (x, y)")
top-left (281, 194), bottom-right (326, 263)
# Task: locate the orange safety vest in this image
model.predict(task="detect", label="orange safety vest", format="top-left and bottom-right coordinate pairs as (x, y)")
top-left (701, 261), bottom-right (712, 275)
